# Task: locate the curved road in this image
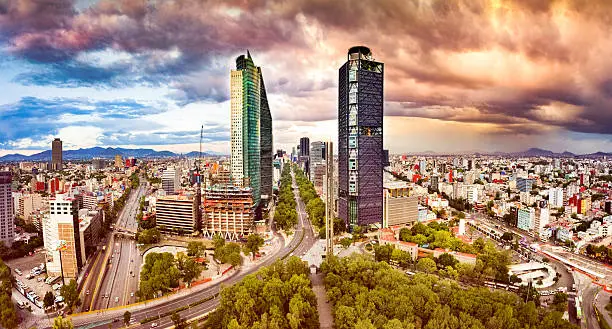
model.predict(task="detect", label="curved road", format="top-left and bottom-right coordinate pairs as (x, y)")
top-left (59, 169), bottom-right (317, 329)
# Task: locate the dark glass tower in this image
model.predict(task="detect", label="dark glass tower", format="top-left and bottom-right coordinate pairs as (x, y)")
top-left (259, 67), bottom-right (273, 202)
top-left (338, 46), bottom-right (384, 229)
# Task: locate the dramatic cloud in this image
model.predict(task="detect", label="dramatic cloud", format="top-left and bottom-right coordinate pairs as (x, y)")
top-left (3, 0), bottom-right (612, 153)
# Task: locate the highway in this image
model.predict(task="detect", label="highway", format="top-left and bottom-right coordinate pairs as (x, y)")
top-left (80, 183), bottom-right (146, 312)
top-left (63, 168), bottom-right (318, 329)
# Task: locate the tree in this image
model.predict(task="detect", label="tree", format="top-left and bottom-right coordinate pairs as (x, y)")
top-left (52, 316), bottom-right (73, 329)
top-left (416, 258), bottom-right (437, 274)
top-left (436, 253), bottom-right (458, 269)
top-left (177, 252), bottom-right (203, 285)
top-left (391, 248), bottom-right (412, 269)
top-left (243, 234), bottom-right (265, 260)
top-left (501, 232), bottom-right (514, 241)
top-left (186, 241), bottom-right (206, 258)
top-left (123, 311), bottom-right (132, 326)
top-left (374, 244), bottom-right (394, 263)
top-left (60, 279), bottom-right (80, 312)
top-left (44, 290), bottom-right (55, 309)
top-left (340, 237), bottom-right (352, 249)
top-left (171, 311), bottom-right (185, 329)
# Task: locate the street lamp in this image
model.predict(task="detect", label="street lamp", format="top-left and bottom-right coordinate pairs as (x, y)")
top-left (57, 240), bottom-right (68, 286)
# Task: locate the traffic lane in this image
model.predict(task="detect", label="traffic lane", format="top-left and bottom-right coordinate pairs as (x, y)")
top-left (70, 200), bottom-right (310, 328)
top-left (96, 239), bottom-right (123, 310)
top-left (582, 285), bottom-right (601, 329)
top-left (80, 250), bottom-right (105, 311)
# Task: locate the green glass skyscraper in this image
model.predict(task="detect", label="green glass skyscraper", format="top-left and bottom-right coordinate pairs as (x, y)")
top-left (231, 51), bottom-right (271, 208)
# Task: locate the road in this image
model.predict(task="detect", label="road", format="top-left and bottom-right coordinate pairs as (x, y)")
top-left (80, 183), bottom-right (146, 312)
top-left (61, 168), bottom-right (318, 329)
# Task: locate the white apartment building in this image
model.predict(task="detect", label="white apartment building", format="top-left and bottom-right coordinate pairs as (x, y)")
top-left (0, 172), bottom-right (15, 246)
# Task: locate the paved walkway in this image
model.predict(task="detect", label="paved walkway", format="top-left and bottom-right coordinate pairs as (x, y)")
top-left (595, 289), bottom-right (612, 328)
top-left (310, 273), bottom-right (334, 329)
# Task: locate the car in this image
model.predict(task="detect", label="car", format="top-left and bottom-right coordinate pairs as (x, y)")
top-left (130, 292), bottom-right (134, 297)
top-left (150, 323), bottom-right (158, 328)
top-left (114, 296), bottom-right (119, 302)
top-left (86, 290), bottom-right (90, 295)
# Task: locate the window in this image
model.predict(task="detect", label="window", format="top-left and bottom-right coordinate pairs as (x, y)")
top-left (349, 70), bottom-right (357, 82)
top-left (349, 159), bottom-right (357, 170)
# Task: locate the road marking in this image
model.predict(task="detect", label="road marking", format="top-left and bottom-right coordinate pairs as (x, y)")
top-left (89, 235), bottom-right (114, 311)
top-left (124, 239), bottom-right (133, 305)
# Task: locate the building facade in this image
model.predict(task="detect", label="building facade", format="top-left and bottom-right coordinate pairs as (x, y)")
top-left (162, 167), bottom-right (180, 195)
top-left (230, 51), bottom-right (262, 207)
top-left (259, 67), bottom-right (273, 203)
top-left (51, 138), bottom-right (63, 171)
top-left (383, 182), bottom-right (418, 228)
top-left (0, 172), bottom-right (15, 246)
top-left (338, 46), bottom-right (384, 229)
top-left (203, 185), bottom-right (254, 240)
top-left (44, 194), bottom-right (83, 279)
top-left (155, 196), bottom-right (196, 235)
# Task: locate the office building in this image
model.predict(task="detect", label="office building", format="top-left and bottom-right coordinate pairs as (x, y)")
top-left (259, 67), bottom-right (273, 203)
top-left (382, 182), bottom-right (418, 228)
top-left (431, 175), bottom-right (439, 192)
top-left (549, 187), bottom-right (564, 208)
top-left (517, 207), bottom-right (535, 231)
top-left (203, 185), bottom-right (255, 240)
top-left (309, 141), bottom-right (326, 180)
top-left (0, 173), bottom-right (15, 246)
top-left (114, 155), bottom-right (123, 168)
top-left (162, 167), bottom-right (180, 195)
top-left (517, 177), bottom-right (533, 193)
top-left (18, 193), bottom-right (43, 222)
top-left (299, 137), bottom-right (310, 176)
top-left (78, 209), bottom-right (102, 258)
top-left (338, 46), bottom-right (384, 229)
top-left (51, 138), bottom-right (63, 171)
top-left (44, 194), bottom-right (83, 279)
top-left (91, 158), bottom-right (106, 170)
top-left (230, 51), bottom-right (264, 207)
top-left (605, 200), bottom-right (612, 214)
top-left (155, 195), bottom-right (197, 235)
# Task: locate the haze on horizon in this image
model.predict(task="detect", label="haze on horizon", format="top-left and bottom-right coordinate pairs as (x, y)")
top-left (2, 0), bottom-right (612, 157)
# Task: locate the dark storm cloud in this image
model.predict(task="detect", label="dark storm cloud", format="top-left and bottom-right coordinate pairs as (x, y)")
top-left (2, 0), bottom-right (612, 138)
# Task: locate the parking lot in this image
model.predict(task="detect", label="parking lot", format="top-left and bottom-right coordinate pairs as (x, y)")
top-left (6, 252), bottom-right (63, 312)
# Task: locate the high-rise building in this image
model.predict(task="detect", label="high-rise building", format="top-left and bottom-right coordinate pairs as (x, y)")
top-left (162, 167), bottom-right (180, 195)
top-left (309, 141), bottom-right (326, 179)
top-left (338, 46), bottom-right (384, 229)
top-left (0, 172), bottom-right (15, 246)
top-left (548, 187), bottom-right (564, 208)
top-left (203, 185), bottom-right (254, 240)
top-left (230, 51), bottom-right (263, 207)
top-left (44, 194), bottom-right (83, 279)
top-left (51, 138), bottom-right (63, 171)
top-left (155, 195), bottom-right (197, 235)
top-left (259, 67), bottom-right (273, 203)
top-left (517, 177), bottom-right (533, 193)
top-left (299, 137), bottom-right (310, 177)
top-left (383, 182), bottom-right (418, 228)
top-left (299, 137), bottom-right (310, 157)
top-left (114, 154), bottom-right (123, 168)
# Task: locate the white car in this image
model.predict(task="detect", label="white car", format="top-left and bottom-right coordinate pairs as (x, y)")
top-left (150, 323), bottom-right (158, 328)
top-left (130, 292), bottom-right (134, 297)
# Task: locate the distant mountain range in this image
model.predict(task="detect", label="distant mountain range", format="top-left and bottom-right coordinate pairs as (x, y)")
top-left (407, 148), bottom-right (612, 158)
top-left (0, 147), bottom-right (224, 162)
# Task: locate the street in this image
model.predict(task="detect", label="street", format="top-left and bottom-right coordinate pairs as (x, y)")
top-left (80, 183), bottom-right (146, 312)
top-left (55, 168), bottom-right (318, 329)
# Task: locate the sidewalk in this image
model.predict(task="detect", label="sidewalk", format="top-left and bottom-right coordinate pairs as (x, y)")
top-left (310, 273), bottom-right (334, 329)
top-left (595, 289), bottom-right (612, 327)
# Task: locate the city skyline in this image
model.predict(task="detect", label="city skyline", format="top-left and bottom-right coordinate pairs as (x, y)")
top-left (3, 0), bottom-right (612, 156)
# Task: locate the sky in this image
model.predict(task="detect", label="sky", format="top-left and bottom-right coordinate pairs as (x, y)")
top-left (2, 0), bottom-right (612, 156)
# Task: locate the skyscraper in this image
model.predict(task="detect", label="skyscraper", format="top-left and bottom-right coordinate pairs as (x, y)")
top-left (299, 137), bottom-right (310, 176)
top-left (230, 50), bottom-right (262, 207)
top-left (51, 138), bottom-right (63, 171)
top-left (259, 67), bottom-right (273, 203)
top-left (338, 46), bottom-right (384, 229)
top-left (44, 194), bottom-right (83, 279)
top-left (0, 172), bottom-right (15, 246)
